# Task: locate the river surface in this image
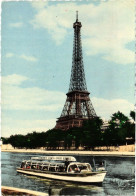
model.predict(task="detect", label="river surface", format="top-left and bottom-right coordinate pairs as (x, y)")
top-left (1, 152), bottom-right (135, 195)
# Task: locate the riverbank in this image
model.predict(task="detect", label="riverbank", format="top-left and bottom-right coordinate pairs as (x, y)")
top-left (1, 149), bottom-right (135, 156)
top-left (1, 186), bottom-right (48, 196)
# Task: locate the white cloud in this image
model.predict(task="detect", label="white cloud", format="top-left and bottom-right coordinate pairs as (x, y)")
top-left (2, 74), bottom-right (28, 86)
top-left (30, 2), bottom-right (75, 44)
top-left (9, 22), bottom-right (23, 28)
top-left (31, 1), bottom-right (48, 10)
top-left (1, 74), bottom-right (65, 137)
top-left (2, 118), bottom-right (56, 137)
top-left (20, 54), bottom-right (38, 62)
top-left (92, 97), bottom-right (134, 120)
top-left (5, 53), bottom-right (14, 58)
top-left (4, 53), bottom-right (38, 62)
top-left (30, 0), bottom-right (135, 64)
top-left (2, 74), bottom-right (65, 111)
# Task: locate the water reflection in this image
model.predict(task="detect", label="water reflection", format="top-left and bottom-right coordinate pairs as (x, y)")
top-left (52, 186), bottom-right (103, 196)
top-left (27, 176), bottom-right (105, 195)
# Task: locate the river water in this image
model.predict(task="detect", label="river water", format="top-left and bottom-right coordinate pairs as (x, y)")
top-left (1, 152), bottom-right (135, 195)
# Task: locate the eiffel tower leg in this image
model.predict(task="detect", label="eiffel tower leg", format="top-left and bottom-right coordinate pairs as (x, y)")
top-left (85, 100), bottom-right (92, 118)
top-left (67, 100), bottom-right (74, 115)
top-left (85, 100), bottom-right (96, 118)
top-left (76, 94), bottom-right (81, 116)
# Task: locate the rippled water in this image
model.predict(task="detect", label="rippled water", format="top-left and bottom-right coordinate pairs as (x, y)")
top-left (1, 152), bottom-right (135, 195)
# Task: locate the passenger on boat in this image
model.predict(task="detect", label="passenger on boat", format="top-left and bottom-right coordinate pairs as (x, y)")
top-left (100, 161), bottom-right (104, 166)
top-left (37, 165), bottom-right (39, 170)
top-left (74, 167), bottom-right (80, 173)
top-left (26, 164), bottom-right (31, 169)
top-left (68, 166), bottom-right (75, 173)
top-left (20, 161), bottom-right (25, 168)
top-left (31, 165), bottom-right (36, 169)
top-left (68, 165), bottom-right (80, 173)
top-left (65, 158), bottom-right (70, 171)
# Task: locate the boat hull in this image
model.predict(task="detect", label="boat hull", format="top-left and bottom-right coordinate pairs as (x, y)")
top-left (17, 168), bottom-right (106, 185)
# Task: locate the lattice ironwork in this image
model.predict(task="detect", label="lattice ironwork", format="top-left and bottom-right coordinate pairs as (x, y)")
top-left (60, 91), bottom-right (96, 118)
top-left (55, 12), bottom-right (97, 130)
top-left (69, 15), bottom-right (87, 92)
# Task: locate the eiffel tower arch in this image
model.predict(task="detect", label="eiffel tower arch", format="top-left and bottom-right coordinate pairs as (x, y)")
top-left (55, 12), bottom-right (97, 130)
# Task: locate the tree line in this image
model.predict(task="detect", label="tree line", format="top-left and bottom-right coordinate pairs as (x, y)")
top-left (2, 111), bottom-right (135, 150)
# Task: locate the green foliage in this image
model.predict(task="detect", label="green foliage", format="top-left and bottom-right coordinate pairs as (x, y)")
top-left (109, 111), bottom-right (128, 129)
top-left (25, 131), bottom-right (47, 148)
top-left (7, 132), bottom-right (47, 149)
top-left (82, 117), bottom-right (103, 149)
top-left (45, 129), bottom-right (66, 149)
top-left (1, 137), bottom-right (9, 144)
top-left (103, 111), bottom-right (134, 146)
top-left (8, 134), bottom-right (27, 148)
top-left (130, 111), bottom-right (135, 121)
top-left (65, 127), bottom-right (84, 149)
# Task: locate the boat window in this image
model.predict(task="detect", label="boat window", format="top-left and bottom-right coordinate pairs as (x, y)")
top-left (68, 164), bottom-right (80, 172)
top-left (78, 165), bottom-right (88, 170)
top-left (70, 164), bottom-right (77, 170)
top-left (42, 165), bottom-right (49, 171)
top-left (68, 163), bottom-right (92, 173)
top-left (26, 161), bottom-right (31, 164)
top-left (31, 164), bottom-right (36, 169)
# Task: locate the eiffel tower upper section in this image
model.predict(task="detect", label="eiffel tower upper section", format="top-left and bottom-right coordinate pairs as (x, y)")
top-left (55, 12), bottom-right (97, 130)
top-left (69, 11), bottom-right (87, 93)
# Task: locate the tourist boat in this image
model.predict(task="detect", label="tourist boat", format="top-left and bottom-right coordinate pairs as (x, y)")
top-left (17, 156), bottom-right (107, 185)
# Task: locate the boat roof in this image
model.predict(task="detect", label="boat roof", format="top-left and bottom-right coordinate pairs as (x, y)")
top-left (69, 162), bottom-right (90, 166)
top-left (31, 156), bottom-right (76, 162)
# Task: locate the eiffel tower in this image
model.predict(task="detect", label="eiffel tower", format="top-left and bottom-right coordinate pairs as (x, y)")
top-left (55, 12), bottom-right (97, 130)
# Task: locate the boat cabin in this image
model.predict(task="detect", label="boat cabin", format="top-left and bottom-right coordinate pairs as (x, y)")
top-left (67, 162), bottom-right (92, 173)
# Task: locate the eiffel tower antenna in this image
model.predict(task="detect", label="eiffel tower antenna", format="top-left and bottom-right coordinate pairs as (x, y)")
top-left (76, 11), bottom-right (78, 21)
top-left (55, 12), bottom-right (97, 130)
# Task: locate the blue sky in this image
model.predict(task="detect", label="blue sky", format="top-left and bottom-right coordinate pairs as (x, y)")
top-left (1, 0), bottom-right (135, 137)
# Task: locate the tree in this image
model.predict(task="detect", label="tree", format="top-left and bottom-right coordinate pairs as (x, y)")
top-left (45, 129), bottom-right (66, 149)
top-left (127, 111), bottom-right (135, 140)
top-left (1, 137), bottom-right (9, 144)
top-left (65, 127), bottom-right (83, 149)
top-left (8, 134), bottom-right (26, 148)
top-left (130, 111), bottom-right (135, 121)
top-left (82, 117), bottom-right (103, 149)
top-left (109, 111), bottom-right (129, 129)
top-left (108, 111), bottom-right (129, 145)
